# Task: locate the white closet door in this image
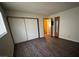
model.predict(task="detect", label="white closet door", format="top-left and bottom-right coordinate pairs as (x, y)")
top-left (8, 18), bottom-right (28, 43)
top-left (25, 19), bottom-right (38, 40)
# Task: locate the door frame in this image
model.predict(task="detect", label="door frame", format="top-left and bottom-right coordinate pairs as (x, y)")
top-left (43, 18), bottom-right (53, 37)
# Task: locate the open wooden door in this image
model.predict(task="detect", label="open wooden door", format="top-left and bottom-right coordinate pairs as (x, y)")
top-left (54, 16), bottom-right (60, 38)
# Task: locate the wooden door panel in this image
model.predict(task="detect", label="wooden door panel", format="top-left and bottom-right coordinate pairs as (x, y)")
top-left (55, 17), bottom-right (60, 38)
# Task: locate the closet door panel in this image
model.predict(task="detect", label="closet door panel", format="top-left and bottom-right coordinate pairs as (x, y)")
top-left (25, 19), bottom-right (38, 40)
top-left (8, 18), bottom-right (28, 43)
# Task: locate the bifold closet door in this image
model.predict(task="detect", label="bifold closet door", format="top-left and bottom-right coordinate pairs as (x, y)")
top-left (8, 18), bottom-right (28, 43)
top-left (25, 19), bottom-right (38, 40)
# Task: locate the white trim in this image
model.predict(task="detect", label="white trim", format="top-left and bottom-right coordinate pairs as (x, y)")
top-left (0, 32), bottom-right (7, 38)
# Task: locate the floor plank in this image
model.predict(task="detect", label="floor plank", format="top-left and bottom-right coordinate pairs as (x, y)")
top-left (14, 37), bottom-right (79, 57)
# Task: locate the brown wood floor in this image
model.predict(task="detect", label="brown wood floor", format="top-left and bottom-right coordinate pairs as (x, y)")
top-left (14, 37), bottom-right (79, 57)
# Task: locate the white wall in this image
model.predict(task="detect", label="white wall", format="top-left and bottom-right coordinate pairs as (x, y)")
top-left (0, 6), bottom-right (14, 56)
top-left (6, 10), bottom-right (44, 38)
top-left (50, 6), bottom-right (79, 43)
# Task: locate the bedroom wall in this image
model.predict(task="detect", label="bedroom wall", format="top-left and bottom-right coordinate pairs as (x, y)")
top-left (0, 6), bottom-right (14, 56)
top-left (50, 6), bottom-right (79, 43)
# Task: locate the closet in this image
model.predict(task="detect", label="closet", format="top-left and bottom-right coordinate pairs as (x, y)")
top-left (8, 17), bottom-right (39, 44)
top-left (25, 18), bottom-right (38, 40)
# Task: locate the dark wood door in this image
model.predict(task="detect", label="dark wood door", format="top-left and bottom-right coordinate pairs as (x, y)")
top-left (55, 16), bottom-right (60, 38)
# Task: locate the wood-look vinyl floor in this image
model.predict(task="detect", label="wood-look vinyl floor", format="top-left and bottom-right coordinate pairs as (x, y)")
top-left (14, 37), bottom-right (79, 57)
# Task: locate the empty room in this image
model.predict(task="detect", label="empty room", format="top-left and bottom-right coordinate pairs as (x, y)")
top-left (0, 2), bottom-right (79, 57)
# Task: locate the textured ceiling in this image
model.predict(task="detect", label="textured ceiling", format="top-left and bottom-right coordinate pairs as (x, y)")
top-left (2, 2), bottom-right (79, 16)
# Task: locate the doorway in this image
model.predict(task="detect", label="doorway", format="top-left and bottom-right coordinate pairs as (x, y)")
top-left (43, 18), bottom-right (53, 38)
